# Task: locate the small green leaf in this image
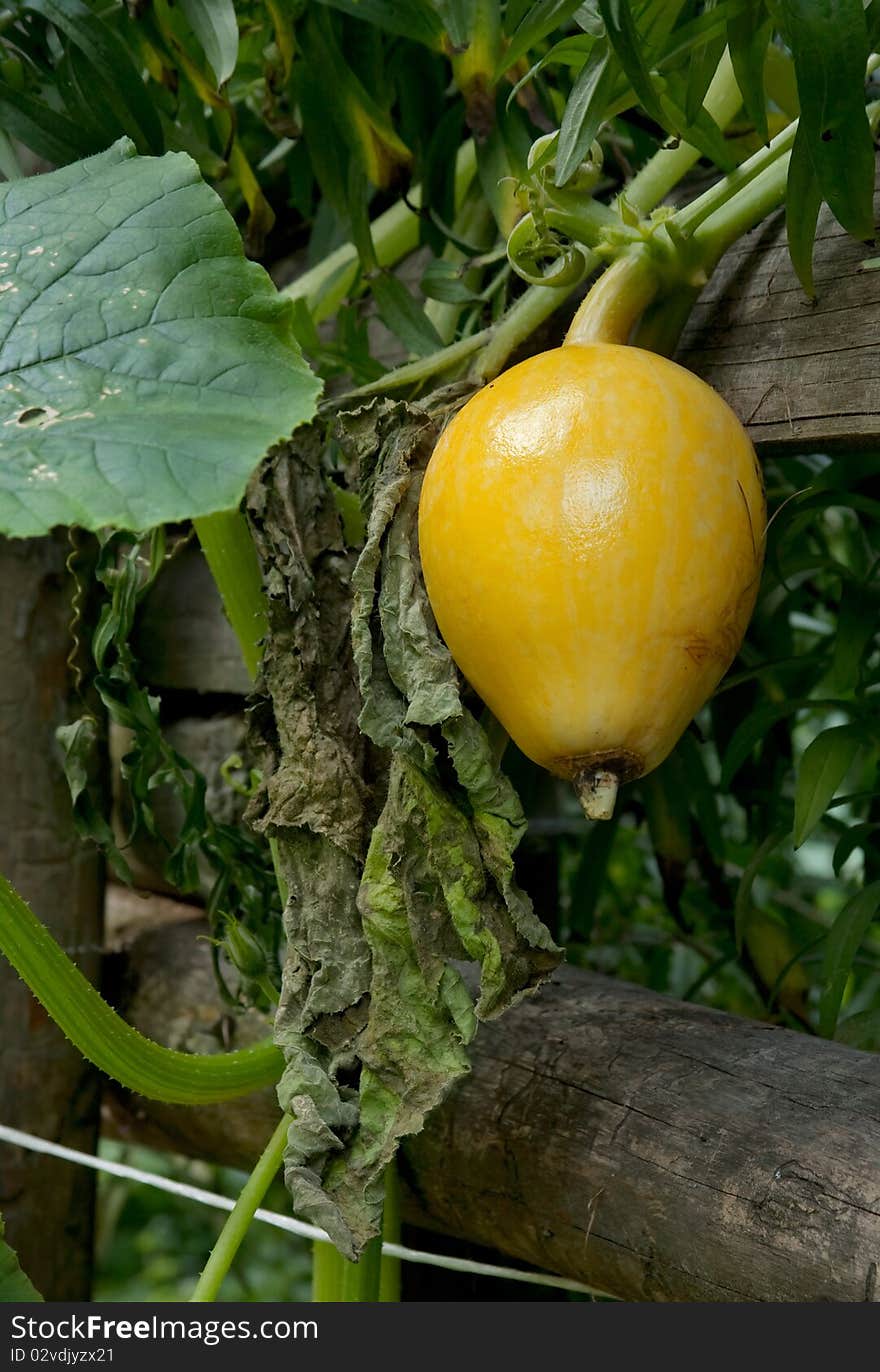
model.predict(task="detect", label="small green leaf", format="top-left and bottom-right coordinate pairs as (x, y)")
top-left (677, 731), bottom-right (724, 860)
top-left (0, 1216), bottom-right (42, 1302)
top-left (827, 584), bottom-right (878, 692)
top-left (683, 0), bottom-right (725, 127)
top-left (832, 822), bottom-right (878, 877)
top-left (370, 273), bottom-right (444, 356)
top-left (501, 0), bottom-right (588, 76)
top-left (0, 80), bottom-right (95, 164)
top-left (785, 121), bottom-right (823, 297)
top-left (316, 0), bottom-right (445, 47)
top-left (0, 140), bottom-right (321, 537)
top-left (421, 258), bottom-right (481, 303)
top-left (721, 699), bottom-right (805, 789)
top-left (433, 0), bottom-right (475, 49)
top-left (794, 725), bottom-right (862, 848)
top-left (556, 37), bottom-right (616, 185)
top-left (598, 0), bottom-right (668, 130)
top-left (780, 0), bottom-right (874, 239)
top-left (727, 1), bottom-right (771, 144)
top-left (819, 882), bottom-right (880, 1037)
top-left (27, 0), bottom-right (164, 156)
top-left (179, 0), bottom-right (239, 87)
top-left (734, 827), bottom-right (789, 951)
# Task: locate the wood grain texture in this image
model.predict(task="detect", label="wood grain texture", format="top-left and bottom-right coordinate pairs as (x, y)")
top-left (108, 910), bottom-right (880, 1303)
top-left (0, 536), bottom-right (103, 1300)
top-left (677, 158), bottom-right (880, 454)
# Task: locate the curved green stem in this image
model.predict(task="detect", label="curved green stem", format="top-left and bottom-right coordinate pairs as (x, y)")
top-left (0, 873), bottom-right (283, 1104)
top-left (564, 248), bottom-right (662, 347)
top-left (191, 1114), bottom-right (291, 1302)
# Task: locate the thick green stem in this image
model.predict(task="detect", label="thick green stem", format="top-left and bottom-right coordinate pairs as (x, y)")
top-left (0, 873), bottom-right (283, 1103)
top-left (312, 1167), bottom-right (400, 1303)
top-left (312, 1239), bottom-right (382, 1302)
top-left (191, 1114), bottom-right (291, 1302)
top-left (631, 284), bottom-right (701, 356)
top-left (692, 150), bottom-right (791, 271)
top-left (564, 248), bottom-right (662, 347)
top-left (474, 49), bottom-right (744, 381)
top-left (474, 273), bottom-right (587, 381)
top-left (194, 511), bottom-right (267, 682)
top-left (379, 1167), bottom-right (402, 1302)
top-left (671, 118), bottom-right (797, 239)
top-left (283, 142), bottom-right (477, 322)
top-left (346, 327), bottom-right (493, 397)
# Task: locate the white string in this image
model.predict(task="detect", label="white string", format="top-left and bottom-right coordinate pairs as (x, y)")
top-left (0, 1123), bottom-right (608, 1299)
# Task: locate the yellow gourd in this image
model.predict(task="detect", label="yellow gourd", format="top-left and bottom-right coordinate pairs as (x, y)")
top-left (418, 339), bottom-right (764, 819)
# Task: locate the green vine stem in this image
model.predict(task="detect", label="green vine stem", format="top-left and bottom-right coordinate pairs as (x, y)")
top-left (670, 118), bottom-right (798, 239)
top-left (345, 326), bottom-right (494, 397)
top-left (690, 149), bottom-right (792, 271)
top-left (0, 873), bottom-right (283, 1103)
top-left (474, 275), bottom-right (584, 381)
top-left (311, 1168), bottom-right (400, 1302)
top-left (191, 1113), bottom-right (292, 1302)
top-left (194, 511), bottom-right (268, 681)
top-left (449, 0), bottom-right (502, 130)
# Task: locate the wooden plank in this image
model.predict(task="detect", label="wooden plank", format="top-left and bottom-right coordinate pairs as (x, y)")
top-left (677, 158), bottom-right (880, 454)
top-left (107, 910), bottom-right (880, 1303)
top-left (0, 536), bottom-right (104, 1300)
top-left (133, 544), bottom-right (251, 696)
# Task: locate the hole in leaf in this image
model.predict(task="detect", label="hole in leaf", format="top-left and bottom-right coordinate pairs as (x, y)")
top-left (821, 129), bottom-right (833, 142)
top-left (16, 407), bottom-right (47, 426)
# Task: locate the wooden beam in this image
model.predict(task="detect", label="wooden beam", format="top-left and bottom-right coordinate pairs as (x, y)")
top-left (107, 906), bottom-right (880, 1303)
top-left (677, 157), bottom-right (880, 454)
top-left (0, 536), bottom-right (104, 1300)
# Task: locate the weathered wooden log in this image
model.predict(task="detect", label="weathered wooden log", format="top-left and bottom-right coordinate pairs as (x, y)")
top-left (106, 905), bottom-right (880, 1303)
top-left (676, 155), bottom-right (880, 454)
top-left (0, 535), bottom-right (104, 1300)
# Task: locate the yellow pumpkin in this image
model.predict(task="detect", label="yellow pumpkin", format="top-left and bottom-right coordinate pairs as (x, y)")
top-left (418, 341), bottom-right (764, 818)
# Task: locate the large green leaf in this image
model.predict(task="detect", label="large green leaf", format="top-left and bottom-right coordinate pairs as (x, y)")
top-left (0, 1217), bottom-right (42, 1303)
top-left (0, 140), bottom-right (321, 537)
top-left (780, 0), bottom-right (874, 240)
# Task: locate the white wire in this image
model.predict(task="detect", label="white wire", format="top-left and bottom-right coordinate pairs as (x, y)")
top-left (0, 1123), bottom-right (608, 1299)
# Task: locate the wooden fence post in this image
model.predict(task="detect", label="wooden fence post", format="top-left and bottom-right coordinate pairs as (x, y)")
top-left (0, 535), bottom-right (104, 1300)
